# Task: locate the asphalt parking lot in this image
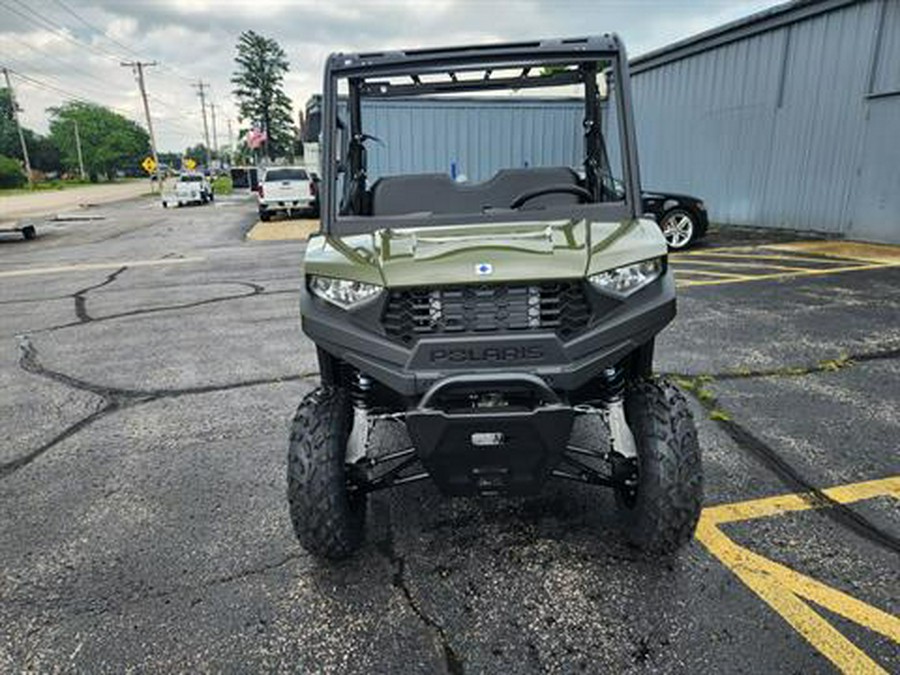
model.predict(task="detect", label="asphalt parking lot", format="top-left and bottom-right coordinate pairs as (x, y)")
top-left (1, 195), bottom-right (898, 673)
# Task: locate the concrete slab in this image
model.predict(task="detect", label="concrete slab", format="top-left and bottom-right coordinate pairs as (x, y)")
top-left (246, 219), bottom-right (320, 241)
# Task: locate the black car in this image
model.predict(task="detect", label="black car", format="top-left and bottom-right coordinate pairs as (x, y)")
top-left (603, 176), bottom-right (708, 250)
top-left (641, 190), bottom-right (709, 250)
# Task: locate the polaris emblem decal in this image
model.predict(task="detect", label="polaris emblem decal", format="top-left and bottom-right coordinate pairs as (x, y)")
top-left (475, 262), bottom-right (493, 276)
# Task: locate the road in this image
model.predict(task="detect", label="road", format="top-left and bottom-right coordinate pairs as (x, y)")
top-left (0, 180), bottom-right (154, 224)
top-left (1, 196), bottom-right (898, 673)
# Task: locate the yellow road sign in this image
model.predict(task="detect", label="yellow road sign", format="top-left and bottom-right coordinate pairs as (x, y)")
top-left (141, 156), bottom-right (157, 174)
top-left (183, 158), bottom-right (197, 170)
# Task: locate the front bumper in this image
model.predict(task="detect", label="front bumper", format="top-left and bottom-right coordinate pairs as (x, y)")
top-left (405, 373), bottom-right (574, 496)
top-left (301, 271), bottom-right (676, 397)
top-left (261, 199), bottom-right (315, 212)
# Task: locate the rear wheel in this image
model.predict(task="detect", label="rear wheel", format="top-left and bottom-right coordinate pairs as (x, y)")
top-left (287, 386), bottom-right (366, 559)
top-left (615, 378), bottom-right (703, 554)
top-left (259, 210), bottom-right (271, 222)
top-left (660, 208), bottom-right (698, 250)
top-left (22, 225), bottom-right (36, 240)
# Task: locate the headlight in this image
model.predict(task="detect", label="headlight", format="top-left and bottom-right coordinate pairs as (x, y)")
top-left (588, 257), bottom-right (663, 297)
top-left (308, 275), bottom-right (382, 309)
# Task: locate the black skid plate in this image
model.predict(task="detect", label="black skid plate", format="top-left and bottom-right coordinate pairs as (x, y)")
top-left (405, 374), bottom-right (574, 496)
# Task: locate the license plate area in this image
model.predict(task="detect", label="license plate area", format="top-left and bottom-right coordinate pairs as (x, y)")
top-left (406, 405), bottom-right (573, 496)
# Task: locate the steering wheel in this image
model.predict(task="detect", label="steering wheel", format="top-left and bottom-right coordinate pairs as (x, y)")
top-left (509, 184), bottom-right (593, 210)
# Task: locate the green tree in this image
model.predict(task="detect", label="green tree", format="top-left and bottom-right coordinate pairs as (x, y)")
top-left (1, 88), bottom-right (28, 165)
top-left (183, 143), bottom-right (208, 168)
top-left (1, 88), bottom-right (62, 174)
top-left (0, 154), bottom-right (25, 188)
top-left (231, 30), bottom-right (295, 160)
top-left (48, 102), bottom-right (149, 181)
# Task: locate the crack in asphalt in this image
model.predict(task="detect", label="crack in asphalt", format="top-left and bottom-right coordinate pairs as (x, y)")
top-left (3, 552), bottom-right (307, 619)
top-left (40, 280), bottom-right (267, 333)
top-left (375, 507), bottom-right (465, 675)
top-left (1, 335), bottom-right (317, 479)
top-left (670, 343), bottom-right (900, 382)
top-left (671, 366), bottom-right (900, 555)
top-left (72, 266), bottom-right (127, 323)
top-left (710, 415), bottom-right (900, 555)
top-left (0, 404), bottom-right (116, 480)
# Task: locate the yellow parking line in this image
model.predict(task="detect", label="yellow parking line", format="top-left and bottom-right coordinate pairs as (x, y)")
top-left (765, 240), bottom-right (900, 265)
top-left (697, 475), bottom-right (900, 674)
top-left (673, 268), bottom-right (752, 278)
top-left (671, 251), bottom-right (860, 265)
top-left (0, 257), bottom-right (206, 279)
top-left (673, 259), bottom-right (815, 272)
top-left (702, 475), bottom-right (900, 524)
top-left (677, 262), bottom-right (898, 287)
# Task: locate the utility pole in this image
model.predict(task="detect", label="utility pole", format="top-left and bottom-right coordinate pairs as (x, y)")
top-left (73, 119), bottom-right (86, 181)
top-left (227, 117), bottom-right (234, 166)
top-left (192, 81), bottom-right (212, 169)
top-left (209, 102), bottom-right (219, 167)
top-left (2, 67), bottom-right (33, 188)
top-left (121, 61), bottom-right (161, 191)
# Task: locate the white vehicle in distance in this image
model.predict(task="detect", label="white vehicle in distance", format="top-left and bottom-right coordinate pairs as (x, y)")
top-left (163, 172), bottom-right (213, 208)
top-left (257, 167), bottom-right (315, 221)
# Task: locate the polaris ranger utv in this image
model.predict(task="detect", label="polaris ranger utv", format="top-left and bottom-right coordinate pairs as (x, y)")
top-left (289, 35), bottom-right (702, 559)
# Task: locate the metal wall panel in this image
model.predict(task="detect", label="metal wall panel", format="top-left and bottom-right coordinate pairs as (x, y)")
top-left (360, 98), bottom-right (584, 182)
top-left (631, 0), bottom-right (900, 241)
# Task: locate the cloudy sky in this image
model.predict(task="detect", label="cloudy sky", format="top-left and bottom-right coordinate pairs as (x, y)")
top-left (1, 0), bottom-right (781, 153)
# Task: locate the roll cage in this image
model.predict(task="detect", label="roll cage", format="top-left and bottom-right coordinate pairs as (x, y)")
top-left (320, 35), bottom-right (643, 236)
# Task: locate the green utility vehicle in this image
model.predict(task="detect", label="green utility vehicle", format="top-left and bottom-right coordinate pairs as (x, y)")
top-left (288, 36), bottom-right (703, 559)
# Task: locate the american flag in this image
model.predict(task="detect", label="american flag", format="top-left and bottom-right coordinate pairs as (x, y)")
top-left (247, 128), bottom-right (267, 149)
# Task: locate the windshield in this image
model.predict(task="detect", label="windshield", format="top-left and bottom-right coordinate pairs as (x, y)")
top-left (265, 168), bottom-right (308, 182)
top-left (321, 49), bottom-right (634, 235)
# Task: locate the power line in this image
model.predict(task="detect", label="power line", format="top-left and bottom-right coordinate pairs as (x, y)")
top-left (49, 0), bottom-right (196, 85)
top-left (1, 64), bottom-right (198, 136)
top-left (0, 31), bottom-right (131, 95)
top-left (0, 0), bottom-right (124, 65)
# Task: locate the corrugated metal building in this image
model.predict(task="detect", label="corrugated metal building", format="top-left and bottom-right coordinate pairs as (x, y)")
top-left (630, 0), bottom-right (900, 243)
top-left (361, 98), bottom-right (584, 182)
top-left (303, 97), bottom-right (586, 182)
top-left (302, 0), bottom-right (899, 242)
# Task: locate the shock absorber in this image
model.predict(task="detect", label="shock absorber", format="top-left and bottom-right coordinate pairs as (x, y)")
top-left (600, 365), bottom-right (625, 404)
top-left (601, 364), bottom-right (639, 500)
top-left (350, 370), bottom-right (373, 411)
top-left (601, 365), bottom-right (638, 459)
top-left (345, 369), bottom-right (372, 464)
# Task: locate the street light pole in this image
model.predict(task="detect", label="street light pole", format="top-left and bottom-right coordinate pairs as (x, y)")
top-left (2, 67), bottom-right (34, 188)
top-left (121, 61), bottom-right (161, 191)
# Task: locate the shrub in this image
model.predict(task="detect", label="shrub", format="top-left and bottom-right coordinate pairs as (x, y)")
top-left (0, 154), bottom-right (26, 189)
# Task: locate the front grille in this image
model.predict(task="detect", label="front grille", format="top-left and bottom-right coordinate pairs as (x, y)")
top-left (382, 281), bottom-right (590, 345)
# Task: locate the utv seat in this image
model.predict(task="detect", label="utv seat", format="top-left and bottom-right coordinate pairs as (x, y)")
top-left (370, 167), bottom-right (581, 216)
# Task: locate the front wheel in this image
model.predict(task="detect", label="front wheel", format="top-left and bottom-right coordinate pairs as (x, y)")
top-left (287, 386), bottom-right (366, 559)
top-left (660, 208), bottom-right (699, 250)
top-left (615, 378), bottom-right (703, 554)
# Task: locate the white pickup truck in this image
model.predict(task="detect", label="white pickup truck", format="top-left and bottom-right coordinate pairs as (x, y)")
top-left (163, 173), bottom-right (213, 208)
top-left (257, 167), bottom-right (315, 221)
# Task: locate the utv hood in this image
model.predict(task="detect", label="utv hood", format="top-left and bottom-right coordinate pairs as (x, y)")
top-left (303, 218), bottom-right (667, 287)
